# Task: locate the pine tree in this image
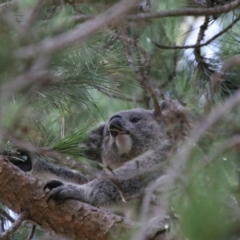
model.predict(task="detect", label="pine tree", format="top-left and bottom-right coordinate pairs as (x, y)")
top-left (1, 0), bottom-right (240, 239)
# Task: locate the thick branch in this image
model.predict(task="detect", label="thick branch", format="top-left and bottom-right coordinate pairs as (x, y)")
top-left (0, 158), bottom-right (136, 240)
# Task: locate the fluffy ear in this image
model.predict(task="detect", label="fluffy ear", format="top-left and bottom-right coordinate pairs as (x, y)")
top-left (159, 99), bottom-right (189, 140)
top-left (80, 123), bottom-right (105, 162)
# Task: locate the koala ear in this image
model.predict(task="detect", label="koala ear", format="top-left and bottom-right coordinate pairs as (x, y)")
top-left (158, 99), bottom-right (190, 139)
top-left (80, 123), bottom-right (105, 162)
top-left (160, 99), bottom-right (186, 119)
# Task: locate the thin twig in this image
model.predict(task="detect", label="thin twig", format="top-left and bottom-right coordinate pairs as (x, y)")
top-left (194, 16), bottom-right (210, 64)
top-left (0, 209), bottom-right (15, 223)
top-left (122, 35), bottom-right (162, 116)
top-left (27, 224), bottom-right (36, 240)
top-left (128, 0), bottom-right (240, 20)
top-left (0, 216), bottom-right (5, 232)
top-left (153, 15), bottom-right (240, 50)
top-left (0, 211), bottom-right (28, 240)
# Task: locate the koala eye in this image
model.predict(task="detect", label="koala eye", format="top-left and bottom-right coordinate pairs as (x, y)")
top-left (130, 118), bottom-right (140, 123)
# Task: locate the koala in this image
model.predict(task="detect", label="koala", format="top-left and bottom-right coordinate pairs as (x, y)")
top-left (5, 100), bottom-right (186, 207)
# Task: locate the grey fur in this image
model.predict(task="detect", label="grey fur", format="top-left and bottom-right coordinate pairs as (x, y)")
top-left (45, 106), bottom-right (175, 206)
top-left (12, 101), bottom-right (184, 206)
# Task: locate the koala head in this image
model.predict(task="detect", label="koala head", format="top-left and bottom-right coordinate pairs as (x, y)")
top-left (82, 107), bottom-right (174, 169)
top-left (101, 108), bottom-right (170, 169)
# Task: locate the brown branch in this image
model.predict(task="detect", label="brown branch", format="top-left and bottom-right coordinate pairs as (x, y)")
top-left (15, 0), bottom-right (139, 59)
top-left (0, 211), bottom-right (28, 240)
top-left (128, 0), bottom-right (240, 20)
top-left (194, 16), bottom-right (210, 64)
top-left (0, 158), bottom-right (136, 240)
top-left (152, 15), bottom-right (240, 50)
top-left (122, 35), bottom-right (162, 117)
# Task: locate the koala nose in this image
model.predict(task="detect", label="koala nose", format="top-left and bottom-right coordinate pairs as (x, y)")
top-left (109, 116), bottom-right (124, 137)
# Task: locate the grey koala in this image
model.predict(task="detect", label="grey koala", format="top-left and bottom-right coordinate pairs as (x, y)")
top-left (7, 100), bottom-right (185, 207)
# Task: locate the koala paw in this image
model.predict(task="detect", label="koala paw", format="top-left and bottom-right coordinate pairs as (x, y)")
top-left (44, 180), bottom-right (86, 204)
top-left (146, 215), bottom-right (170, 239)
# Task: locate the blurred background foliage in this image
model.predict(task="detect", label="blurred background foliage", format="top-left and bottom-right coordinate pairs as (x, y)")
top-left (1, 0), bottom-right (240, 239)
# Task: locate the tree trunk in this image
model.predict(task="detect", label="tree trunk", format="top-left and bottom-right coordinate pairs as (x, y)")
top-left (0, 157), bottom-right (136, 240)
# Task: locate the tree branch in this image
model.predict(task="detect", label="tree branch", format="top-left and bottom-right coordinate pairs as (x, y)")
top-left (128, 0), bottom-right (240, 20)
top-left (0, 158), bottom-right (136, 240)
top-left (0, 209), bottom-right (15, 223)
top-left (152, 15), bottom-right (240, 50)
top-left (15, 0), bottom-right (139, 59)
top-left (122, 34), bottom-right (162, 116)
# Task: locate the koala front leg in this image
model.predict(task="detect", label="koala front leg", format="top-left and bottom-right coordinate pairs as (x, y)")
top-left (44, 177), bottom-right (144, 206)
top-left (44, 180), bottom-right (89, 203)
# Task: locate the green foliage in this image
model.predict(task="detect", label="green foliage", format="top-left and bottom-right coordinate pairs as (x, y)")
top-left (1, 0), bottom-right (240, 239)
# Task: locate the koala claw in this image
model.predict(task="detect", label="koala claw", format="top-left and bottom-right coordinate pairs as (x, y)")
top-left (44, 181), bottom-right (87, 204)
top-left (44, 180), bottom-right (64, 191)
top-left (44, 180), bottom-right (69, 203)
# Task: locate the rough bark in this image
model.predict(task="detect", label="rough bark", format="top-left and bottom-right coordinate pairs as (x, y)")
top-left (0, 157), bottom-right (136, 240)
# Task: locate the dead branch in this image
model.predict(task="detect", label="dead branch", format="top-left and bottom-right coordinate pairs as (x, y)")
top-left (0, 158), bottom-right (136, 240)
top-left (128, 0), bottom-right (240, 20)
